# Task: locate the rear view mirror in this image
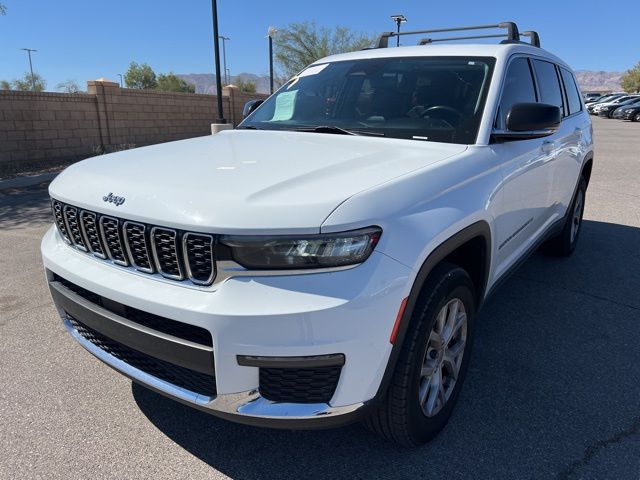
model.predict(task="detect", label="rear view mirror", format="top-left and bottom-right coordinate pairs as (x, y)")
top-left (492, 103), bottom-right (561, 141)
top-left (243, 100), bottom-right (264, 118)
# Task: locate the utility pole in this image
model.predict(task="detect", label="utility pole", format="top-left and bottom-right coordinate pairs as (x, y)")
top-left (20, 48), bottom-right (37, 91)
top-left (211, 0), bottom-right (226, 123)
top-left (219, 36), bottom-right (230, 85)
top-left (117, 74), bottom-right (123, 88)
top-left (390, 15), bottom-right (407, 47)
top-left (268, 27), bottom-right (277, 94)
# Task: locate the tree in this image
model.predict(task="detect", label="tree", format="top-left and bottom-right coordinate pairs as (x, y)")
top-left (273, 22), bottom-right (374, 78)
top-left (56, 80), bottom-right (82, 93)
top-left (0, 3), bottom-right (7, 15)
top-left (621, 62), bottom-right (640, 93)
top-left (235, 78), bottom-right (256, 93)
top-left (0, 80), bottom-right (11, 90)
top-left (124, 62), bottom-right (157, 89)
top-left (157, 73), bottom-right (195, 93)
top-left (11, 72), bottom-right (47, 92)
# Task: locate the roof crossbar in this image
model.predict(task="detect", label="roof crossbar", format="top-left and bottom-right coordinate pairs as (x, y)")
top-left (375, 21), bottom-right (520, 48)
top-left (419, 34), bottom-right (509, 45)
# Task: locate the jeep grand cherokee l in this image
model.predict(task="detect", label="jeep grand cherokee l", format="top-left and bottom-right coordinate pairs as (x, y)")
top-left (42, 22), bottom-right (593, 446)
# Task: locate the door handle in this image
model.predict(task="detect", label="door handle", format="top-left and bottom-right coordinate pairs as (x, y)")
top-left (541, 140), bottom-right (556, 153)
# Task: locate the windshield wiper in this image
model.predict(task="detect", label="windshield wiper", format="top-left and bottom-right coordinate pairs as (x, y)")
top-left (295, 125), bottom-right (385, 137)
top-left (237, 125), bottom-right (261, 130)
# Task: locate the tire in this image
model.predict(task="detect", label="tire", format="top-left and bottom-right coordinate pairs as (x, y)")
top-left (363, 262), bottom-right (475, 446)
top-left (543, 176), bottom-right (587, 257)
top-left (634, 113), bottom-right (640, 122)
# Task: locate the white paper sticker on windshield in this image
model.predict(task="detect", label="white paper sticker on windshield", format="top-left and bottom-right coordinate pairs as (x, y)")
top-left (298, 64), bottom-right (329, 78)
top-left (271, 90), bottom-right (298, 121)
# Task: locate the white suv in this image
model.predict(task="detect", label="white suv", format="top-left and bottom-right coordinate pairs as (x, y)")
top-left (42, 22), bottom-right (593, 446)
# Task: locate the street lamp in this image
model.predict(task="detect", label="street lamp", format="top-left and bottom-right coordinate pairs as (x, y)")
top-left (20, 48), bottom-right (37, 91)
top-left (390, 15), bottom-right (407, 47)
top-left (210, 0), bottom-right (226, 123)
top-left (268, 26), bottom-right (277, 94)
top-left (219, 35), bottom-right (230, 85)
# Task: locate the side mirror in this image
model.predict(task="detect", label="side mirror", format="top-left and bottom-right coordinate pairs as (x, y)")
top-left (492, 103), bottom-right (560, 141)
top-left (243, 100), bottom-right (264, 118)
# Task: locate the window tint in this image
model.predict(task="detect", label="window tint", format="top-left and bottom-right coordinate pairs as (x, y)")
top-left (560, 68), bottom-right (582, 115)
top-left (532, 59), bottom-right (564, 116)
top-left (498, 57), bottom-right (536, 127)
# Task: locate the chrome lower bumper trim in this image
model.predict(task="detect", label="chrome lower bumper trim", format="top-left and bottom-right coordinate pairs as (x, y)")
top-left (64, 318), bottom-right (364, 422)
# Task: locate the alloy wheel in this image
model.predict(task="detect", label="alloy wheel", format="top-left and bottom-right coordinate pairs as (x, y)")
top-left (418, 298), bottom-right (467, 417)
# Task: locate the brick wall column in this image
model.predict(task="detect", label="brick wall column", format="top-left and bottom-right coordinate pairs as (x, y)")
top-left (223, 85), bottom-right (240, 126)
top-left (87, 79), bottom-right (120, 150)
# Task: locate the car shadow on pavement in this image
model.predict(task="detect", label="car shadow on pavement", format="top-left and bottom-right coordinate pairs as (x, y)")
top-left (0, 182), bottom-right (53, 229)
top-left (133, 220), bottom-right (640, 480)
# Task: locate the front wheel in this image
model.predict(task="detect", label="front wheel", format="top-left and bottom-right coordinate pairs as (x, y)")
top-left (363, 262), bottom-right (475, 446)
top-left (634, 113), bottom-right (640, 122)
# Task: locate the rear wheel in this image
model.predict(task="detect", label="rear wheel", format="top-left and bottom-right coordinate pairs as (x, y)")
top-left (634, 113), bottom-right (640, 122)
top-left (543, 176), bottom-right (586, 257)
top-left (363, 262), bottom-right (475, 446)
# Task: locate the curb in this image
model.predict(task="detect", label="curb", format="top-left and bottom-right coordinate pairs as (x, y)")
top-left (0, 172), bottom-right (59, 190)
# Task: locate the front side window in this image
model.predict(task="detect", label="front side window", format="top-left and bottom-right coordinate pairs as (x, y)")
top-left (532, 59), bottom-right (565, 116)
top-left (240, 56), bottom-right (496, 145)
top-left (497, 57), bottom-right (537, 128)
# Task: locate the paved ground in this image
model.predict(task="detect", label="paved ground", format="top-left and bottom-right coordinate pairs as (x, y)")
top-left (1, 116), bottom-right (639, 480)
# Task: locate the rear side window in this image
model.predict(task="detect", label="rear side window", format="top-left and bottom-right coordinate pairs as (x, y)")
top-left (560, 68), bottom-right (582, 115)
top-left (532, 59), bottom-right (565, 116)
top-left (497, 57), bottom-right (537, 128)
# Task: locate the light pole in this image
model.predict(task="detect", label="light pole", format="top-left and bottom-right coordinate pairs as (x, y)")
top-left (268, 26), bottom-right (277, 94)
top-left (117, 74), bottom-right (123, 88)
top-left (20, 48), bottom-right (37, 91)
top-left (390, 15), bottom-right (407, 47)
top-left (211, 0), bottom-right (226, 123)
top-left (219, 35), bottom-right (230, 85)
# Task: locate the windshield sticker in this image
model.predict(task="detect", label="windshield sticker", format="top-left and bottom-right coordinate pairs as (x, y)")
top-left (271, 90), bottom-right (298, 121)
top-left (298, 63), bottom-right (329, 78)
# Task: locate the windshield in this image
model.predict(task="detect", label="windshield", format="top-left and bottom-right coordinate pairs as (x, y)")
top-left (240, 56), bottom-right (496, 145)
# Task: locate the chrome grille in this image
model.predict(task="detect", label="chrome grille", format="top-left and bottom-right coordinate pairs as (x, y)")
top-left (63, 205), bottom-right (87, 251)
top-left (183, 233), bottom-right (215, 285)
top-left (124, 222), bottom-right (154, 273)
top-left (50, 199), bottom-right (216, 286)
top-left (100, 216), bottom-right (128, 266)
top-left (151, 228), bottom-right (183, 279)
top-left (80, 210), bottom-right (105, 258)
top-left (51, 200), bottom-right (70, 244)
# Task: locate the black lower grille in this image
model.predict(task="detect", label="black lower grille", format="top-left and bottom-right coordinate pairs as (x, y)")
top-left (68, 315), bottom-right (217, 397)
top-left (259, 366), bottom-right (342, 403)
top-left (53, 274), bottom-right (213, 347)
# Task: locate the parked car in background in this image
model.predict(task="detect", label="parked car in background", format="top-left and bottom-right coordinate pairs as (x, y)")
top-left (612, 100), bottom-right (640, 121)
top-left (585, 93), bottom-right (625, 107)
top-left (590, 95), bottom-right (639, 114)
top-left (598, 96), bottom-right (640, 118)
top-left (583, 92), bottom-right (602, 102)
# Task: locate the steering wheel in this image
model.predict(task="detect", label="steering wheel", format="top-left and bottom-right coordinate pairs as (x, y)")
top-left (421, 106), bottom-right (463, 126)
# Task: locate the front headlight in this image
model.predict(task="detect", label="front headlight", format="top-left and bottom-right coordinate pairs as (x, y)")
top-left (221, 227), bottom-right (382, 269)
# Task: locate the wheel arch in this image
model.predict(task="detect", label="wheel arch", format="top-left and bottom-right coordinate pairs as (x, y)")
top-left (581, 152), bottom-right (594, 187)
top-left (368, 220), bottom-right (491, 407)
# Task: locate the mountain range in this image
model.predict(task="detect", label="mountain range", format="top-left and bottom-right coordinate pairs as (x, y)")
top-left (178, 70), bottom-right (624, 96)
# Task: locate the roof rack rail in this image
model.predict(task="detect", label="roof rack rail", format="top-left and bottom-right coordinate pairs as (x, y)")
top-left (375, 21), bottom-right (524, 49)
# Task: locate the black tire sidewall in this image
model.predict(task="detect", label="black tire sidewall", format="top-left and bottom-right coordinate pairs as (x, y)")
top-left (404, 269), bottom-right (475, 444)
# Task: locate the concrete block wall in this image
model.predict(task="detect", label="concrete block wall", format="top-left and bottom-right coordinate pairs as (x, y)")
top-left (0, 80), bottom-right (269, 176)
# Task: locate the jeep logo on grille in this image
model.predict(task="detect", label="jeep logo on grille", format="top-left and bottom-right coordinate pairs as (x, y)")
top-left (103, 192), bottom-right (126, 206)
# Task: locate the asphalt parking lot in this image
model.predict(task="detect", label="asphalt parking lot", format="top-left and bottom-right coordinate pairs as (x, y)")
top-left (1, 116), bottom-right (639, 480)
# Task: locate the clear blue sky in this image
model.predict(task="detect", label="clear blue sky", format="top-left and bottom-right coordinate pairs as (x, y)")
top-left (0, 0), bottom-right (636, 90)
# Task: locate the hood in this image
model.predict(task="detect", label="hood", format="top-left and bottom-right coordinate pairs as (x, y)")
top-left (49, 130), bottom-right (467, 234)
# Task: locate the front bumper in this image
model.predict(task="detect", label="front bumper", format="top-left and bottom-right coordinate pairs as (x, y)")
top-left (42, 226), bottom-right (412, 427)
